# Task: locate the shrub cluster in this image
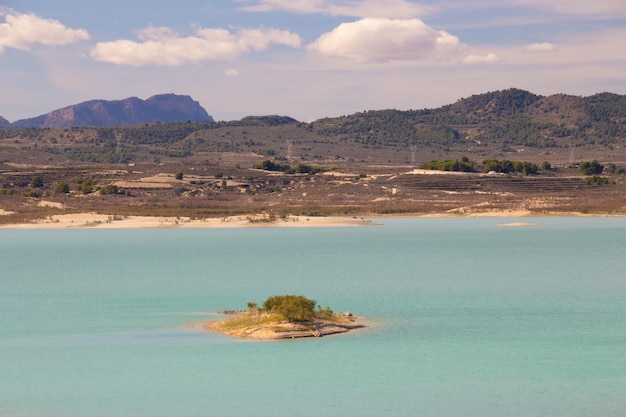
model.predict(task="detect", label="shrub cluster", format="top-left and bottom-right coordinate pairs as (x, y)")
top-left (262, 295), bottom-right (317, 322)
top-left (580, 160), bottom-right (604, 175)
top-left (419, 157), bottom-right (475, 172)
top-left (482, 159), bottom-right (538, 175)
top-left (586, 175), bottom-right (610, 185)
top-left (252, 160), bottom-right (324, 174)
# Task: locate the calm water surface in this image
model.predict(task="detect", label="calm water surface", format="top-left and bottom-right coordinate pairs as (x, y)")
top-left (1, 218), bottom-right (625, 417)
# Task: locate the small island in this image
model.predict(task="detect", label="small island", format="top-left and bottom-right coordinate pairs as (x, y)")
top-left (204, 295), bottom-right (366, 340)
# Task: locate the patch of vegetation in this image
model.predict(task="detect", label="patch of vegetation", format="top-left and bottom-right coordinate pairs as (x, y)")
top-left (605, 163), bottom-right (625, 175)
top-left (579, 160), bottom-right (604, 175)
top-left (55, 181), bottom-right (70, 194)
top-left (261, 295), bottom-right (331, 322)
top-left (219, 314), bottom-right (282, 330)
top-left (238, 115), bottom-right (299, 126)
top-left (247, 214), bottom-right (278, 223)
top-left (252, 160), bottom-right (324, 174)
top-left (482, 159), bottom-right (538, 175)
top-left (586, 175), bottom-right (610, 185)
top-left (419, 157), bottom-right (475, 172)
top-left (253, 160), bottom-right (291, 172)
top-left (98, 184), bottom-right (128, 195)
top-left (30, 176), bottom-right (44, 188)
top-left (76, 177), bottom-right (98, 194)
top-left (21, 190), bottom-right (40, 198)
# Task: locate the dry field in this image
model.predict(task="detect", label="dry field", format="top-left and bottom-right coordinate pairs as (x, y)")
top-left (2, 157), bottom-right (625, 225)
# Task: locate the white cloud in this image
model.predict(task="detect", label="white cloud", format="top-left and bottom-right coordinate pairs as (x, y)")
top-left (308, 18), bottom-right (461, 63)
top-left (0, 10), bottom-right (89, 53)
top-left (225, 68), bottom-right (240, 77)
top-left (526, 42), bottom-right (556, 52)
top-left (462, 53), bottom-right (499, 64)
top-left (238, 0), bottom-right (431, 18)
top-left (91, 26), bottom-right (301, 66)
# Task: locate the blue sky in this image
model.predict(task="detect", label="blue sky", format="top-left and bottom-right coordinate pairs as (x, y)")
top-left (1, 0), bottom-right (625, 122)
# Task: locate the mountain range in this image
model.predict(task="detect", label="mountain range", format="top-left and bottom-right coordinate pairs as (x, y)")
top-left (2, 89), bottom-right (626, 157)
top-left (3, 94), bottom-right (213, 129)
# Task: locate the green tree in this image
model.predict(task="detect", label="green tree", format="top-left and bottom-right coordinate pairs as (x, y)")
top-left (175, 171), bottom-right (184, 180)
top-left (419, 158), bottom-right (475, 172)
top-left (55, 181), bottom-right (70, 194)
top-left (31, 176), bottom-right (44, 188)
top-left (76, 177), bottom-right (98, 194)
top-left (580, 160), bottom-right (604, 175)
top-left (99, 184), bottom-right (121, 195)
top-left (253, 160), bottom-right (291, 172)
top-left (262, 295), bottom-right (317, 322)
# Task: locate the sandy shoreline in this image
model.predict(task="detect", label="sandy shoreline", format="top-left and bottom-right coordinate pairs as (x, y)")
top-left (0, 213), bottom-right (377, 229)
top-left (0, 208), bottom-right (621, 229)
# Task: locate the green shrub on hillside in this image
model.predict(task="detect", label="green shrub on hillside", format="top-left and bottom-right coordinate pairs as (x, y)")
top-left (482, 159), bottom-right (538, 175)
top-left (55, 181), bottom-right (70, 194)
top-left (253, 160), bottom-right (324, 174)
top-left (75, 177), bottom-right (98, 194)
top-left (419, 157), bottom-right (475, 172)
top-left (580, 160), bottom-right (604, 175)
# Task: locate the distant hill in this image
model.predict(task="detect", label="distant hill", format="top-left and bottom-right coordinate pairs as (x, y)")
top-left (1, 88), bottom-right (625, 166)
top-left (10, 94), bottom-right (213, 128)
top-left (312, 88), bottom-right (626, 150)
top-left (0, 116), bottom-right (10, 128)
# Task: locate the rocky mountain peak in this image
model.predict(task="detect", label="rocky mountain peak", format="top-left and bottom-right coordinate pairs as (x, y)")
top-left (9, 94), bottom-right (213, 129)
top-left (0, 116), bottom-right (11, 128)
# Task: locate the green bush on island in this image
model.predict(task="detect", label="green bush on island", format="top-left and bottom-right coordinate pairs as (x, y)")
top-left (260, 294), bottom-right (331, 322)
top-left (208, 295), bottom-right (362, 339)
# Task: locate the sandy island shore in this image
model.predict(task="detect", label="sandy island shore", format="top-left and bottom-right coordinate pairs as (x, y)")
top-left (202, 311), bottom-right (367, 340)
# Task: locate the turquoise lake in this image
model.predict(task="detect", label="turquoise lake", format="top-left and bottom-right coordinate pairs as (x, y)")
top-left (1, 217), bottom-right (625, 417)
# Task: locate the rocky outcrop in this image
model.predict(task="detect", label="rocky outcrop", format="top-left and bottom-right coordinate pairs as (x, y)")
top-left (204, 312), bottom-right (366, 340)
top-left (11, 94), bottom-right (213, 128)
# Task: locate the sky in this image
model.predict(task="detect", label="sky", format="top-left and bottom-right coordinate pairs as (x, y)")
top-left (1, 0), bottom-right (625, 122)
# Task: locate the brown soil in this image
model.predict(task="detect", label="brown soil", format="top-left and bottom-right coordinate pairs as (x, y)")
top-left (1, 160), bottom-right (625, 224)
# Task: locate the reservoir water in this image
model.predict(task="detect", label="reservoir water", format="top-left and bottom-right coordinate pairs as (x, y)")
top-left (1, 217), bottom-right (625, 416)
